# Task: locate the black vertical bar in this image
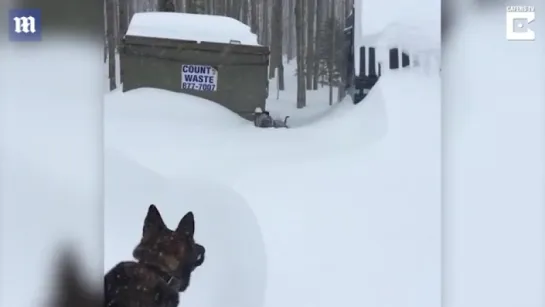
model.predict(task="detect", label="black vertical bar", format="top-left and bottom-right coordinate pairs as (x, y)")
top-left (389, 48), bottom-right (399, 69)
top-left (359, 46), bottom-right (366, 76)
top-left (401, 52), bottom-right (410, 67)
top-left (368, 47), bottom-right (376, 76)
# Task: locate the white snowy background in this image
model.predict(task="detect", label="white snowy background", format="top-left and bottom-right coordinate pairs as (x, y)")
top-left (443, 1), bottom-right (545, 306)
top-left (0, 0), bottom-right (543, 307)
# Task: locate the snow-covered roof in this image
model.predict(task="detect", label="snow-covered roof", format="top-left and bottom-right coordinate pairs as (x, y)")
top-left (126, 12), bottom-right (259, 46)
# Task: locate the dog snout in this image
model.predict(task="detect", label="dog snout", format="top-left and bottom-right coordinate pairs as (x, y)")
top-left (194, 244), bottom-right (205, 267)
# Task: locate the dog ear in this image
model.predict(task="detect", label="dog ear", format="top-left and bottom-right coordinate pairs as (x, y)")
top-left (143, 204), bottom-right (166, 235)
top-left (176, 212), bottom-right (195, 237)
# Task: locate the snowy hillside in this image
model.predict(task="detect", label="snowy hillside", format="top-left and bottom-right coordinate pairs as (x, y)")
top-left (104, 57), bottom-right (441, 307)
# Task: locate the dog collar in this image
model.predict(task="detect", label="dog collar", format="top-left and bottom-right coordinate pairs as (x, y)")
top-left (144, 263), bottom-right (183, 291)
top-left (165, 275), bottom-right (182, 289)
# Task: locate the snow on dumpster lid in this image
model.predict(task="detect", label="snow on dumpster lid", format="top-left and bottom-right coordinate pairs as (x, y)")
top-left (126, 12), bottom-right (259, 46)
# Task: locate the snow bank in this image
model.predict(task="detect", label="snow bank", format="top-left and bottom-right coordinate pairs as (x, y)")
top-left (126, 12), bottom-right (259, 46)
top-left (105, 151), bottom-right (267, 307)
top-left (105, 88), bottom-right (246, 128)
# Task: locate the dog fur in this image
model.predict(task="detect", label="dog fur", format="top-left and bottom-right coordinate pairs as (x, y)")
top-left (254, 111), bottom-right (289, 128)
top-left (273, 116), bottom-right (289, 128)
top-left (104, 204), bottom-right (205, 307)
top-left (51, 248), bottom-right (101, 307)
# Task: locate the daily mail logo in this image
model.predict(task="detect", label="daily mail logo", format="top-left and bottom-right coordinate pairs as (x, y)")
top-left (9, 9), bottom-right (42, 42)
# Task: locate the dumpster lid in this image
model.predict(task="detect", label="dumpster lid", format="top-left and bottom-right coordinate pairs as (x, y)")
top-left (126, 12), bottom-right (260, 46)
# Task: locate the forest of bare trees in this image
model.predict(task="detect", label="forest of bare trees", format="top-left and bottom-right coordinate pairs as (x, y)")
top-left (105, 0), bottom-right (354, 107)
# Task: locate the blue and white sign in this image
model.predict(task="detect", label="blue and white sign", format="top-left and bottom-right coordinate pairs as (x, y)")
top-left (181, 64), bottom-right (218, 91)
top-left (9, 8), bottom-right (42, 42)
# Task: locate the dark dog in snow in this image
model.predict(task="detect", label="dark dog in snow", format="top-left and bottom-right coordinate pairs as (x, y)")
top-left (253, 107), bottom-right (289, 128)
top-left (104, 204), bottom-right (206, 307)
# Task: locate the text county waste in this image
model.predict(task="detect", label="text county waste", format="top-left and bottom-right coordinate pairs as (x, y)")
top-left (181, 64), bottom-right (218, 91)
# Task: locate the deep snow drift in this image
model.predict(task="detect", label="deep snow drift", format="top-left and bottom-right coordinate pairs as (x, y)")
top-left (104, 58), bottom-right (441, 307)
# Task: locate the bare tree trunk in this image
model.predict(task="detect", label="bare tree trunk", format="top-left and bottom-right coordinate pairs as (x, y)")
top-left (203, 0), bottom-right (211, 13)
top-left (286, 0), bottom-right (295, 62)
top-left (269, 0), bottom-right (279, 79)
top-left (328, 0), bottom-right (334, 105)
top-left (276, 26), bottom-right (285, 90)
top-left (312, 0), bottom-right (323, 90)
top-left (158, 0), bottom-right (175, 11)
top-left (118, 0), bottom-right (129, 48)
top-left (345, 0), bottom-right (353, 17)
top-left (295, 0), bottom-right (306, 108)
top-left (104, 3), bottom-right (108, 63)
top-left (112, 0), bottom-right (119, 45)
top-left (216, 0), bottom-right (226, 15)
top-left (277, 0), bottom-right (284, 90)
top-left (269, 0), bottom-right (284, 88)
top-left (186, 0), bottom-right (197, 13)
top-left (175, 0), bottom-right (183, 12)
top-left (305, 0), bottom-right (315, 89)
top-left (262, 0), bottom-right (270, 46)
top-left (226, 0), bottom-right (241, 19)
top-left (235, 0), bottom-right (243, 20)
top-left (281, 0), bottom-right (287, 56)
top-left (338, 0), bottom-right (347, 101)
top-left (240, 0), bottom-right (249, 25)
top-left (225, 0), bottom-right (232, 16)
top-left (145, 0), bottom-right (155, 11)
top-left (230, 0), bottom-right (234, 18)
top-left (104, 40), bottom-right (108, 63)
top-left (250, 0), bottom-right (258, 34)
top-left (278, 59), bottom-right (285, 90)
top-left (211, 0), bottom-right (217, 14)
top-left (106, 0), bottom-right (117, 90)
top-left (127, 0), bottom-right (135, 23)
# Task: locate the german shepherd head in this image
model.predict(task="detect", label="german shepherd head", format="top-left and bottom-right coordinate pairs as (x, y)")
top-left (132, 204), bottom-right (206, 292)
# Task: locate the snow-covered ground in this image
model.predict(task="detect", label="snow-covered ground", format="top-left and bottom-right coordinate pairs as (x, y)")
top-left (104, 55), bottom-right (441, 307)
